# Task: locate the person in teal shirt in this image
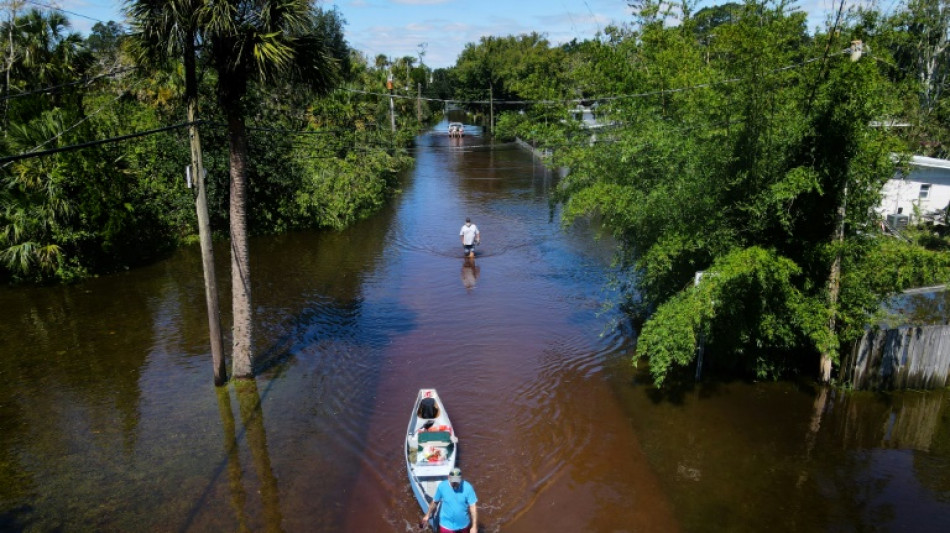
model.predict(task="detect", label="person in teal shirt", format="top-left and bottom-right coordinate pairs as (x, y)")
top-left (422, 467), bottom-right (478, 532)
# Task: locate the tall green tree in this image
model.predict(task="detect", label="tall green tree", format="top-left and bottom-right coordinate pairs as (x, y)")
top-left (1, 8), bottom-right (91, 127)
top-left (454, 33), bottom-right (573, 138)
top-left (873, 0), bottom-right (950, 156)
top-left (554, 0), bottom-right (911, 385)
top-left (126, 0), bottom-right (342, 380)
top-left (201, 0), bottom-right (341, 379)
top-left (892, 0), bottom-right (949, 117)
top-left (0, 8), bottom-right (93, 280)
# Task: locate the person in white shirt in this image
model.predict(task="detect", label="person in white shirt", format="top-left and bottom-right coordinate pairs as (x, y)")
top-left (459, 218), bottom-right (480, 258)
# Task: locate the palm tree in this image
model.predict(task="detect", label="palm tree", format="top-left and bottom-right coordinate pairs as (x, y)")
top-left (1, 8), bottom-right (90, 125)
top-left (0, 111), bottom-right (70, 277)
top-left (202, 0), bottom-right (341, 379)
top-left (0, 8), bottom-right (89, 279)
top-left (126, 0), bottom-right (341, 380)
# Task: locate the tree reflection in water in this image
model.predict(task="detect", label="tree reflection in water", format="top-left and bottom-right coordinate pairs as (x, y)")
top-left (216, 385), bottom-right (249, 531)
top-left (204, 380), bottom-right (282, 532)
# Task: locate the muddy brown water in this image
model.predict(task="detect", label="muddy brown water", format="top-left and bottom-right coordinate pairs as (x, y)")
top-left (2, 124), bottom-right (950, 532)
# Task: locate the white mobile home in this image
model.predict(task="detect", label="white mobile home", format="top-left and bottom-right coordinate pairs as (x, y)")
top-left (878, 155), bottom-right (950, 227)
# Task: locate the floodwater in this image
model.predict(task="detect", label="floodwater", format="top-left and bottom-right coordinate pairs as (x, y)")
top-left (2, 122), bottom-right (950, 532)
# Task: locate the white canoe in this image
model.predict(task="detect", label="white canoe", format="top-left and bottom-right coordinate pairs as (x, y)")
top-left (406, 388), bottom-right (458, 530)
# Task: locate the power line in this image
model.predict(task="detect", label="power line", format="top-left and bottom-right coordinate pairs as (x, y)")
top-left (1, 67), bottom-right (136, 101)
top-left (24, 0), bottom-right (105, 23)
top-left (0, 100), bottom-right (784, 166)
top-left (0, 119), bottom-right (403, 165)
top-left (30, 79), bottom-right (142, 154)
top-left (0, 44), bottom-right (863, 165)
top-left (0, 121), bottom-right (193, 165)
top-left (339, 49), bottom-right (851, 107)
top-left (235, 123), bottom-right (358, 136)
top-left (2, 78), bottom-right (145, 167)
top-left (339, 87), bottom-right (450, 103)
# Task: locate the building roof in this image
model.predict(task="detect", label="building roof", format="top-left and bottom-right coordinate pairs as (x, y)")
top-left (870, 120), bottom-right (912, 127)
top-left (910, 155), bottom-right (950, 171)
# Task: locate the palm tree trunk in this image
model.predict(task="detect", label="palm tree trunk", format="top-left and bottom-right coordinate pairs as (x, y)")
top-left (227, 105), bottom-right (253, 379)
top-left (185, 33), bottom-right (226, 385)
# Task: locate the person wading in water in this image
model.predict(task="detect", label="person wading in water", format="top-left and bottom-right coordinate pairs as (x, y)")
top-left (421, 467), bottom-right (478, 533)
top-left (459, 218), bottom-right (480, 258)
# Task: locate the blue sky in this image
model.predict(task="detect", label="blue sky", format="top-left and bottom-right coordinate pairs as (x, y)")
top-left (55, 1), bottom-right (844, 68)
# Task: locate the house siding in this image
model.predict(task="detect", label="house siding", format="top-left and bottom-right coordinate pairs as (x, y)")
top-left (877, 156), bottom-right (950, 222)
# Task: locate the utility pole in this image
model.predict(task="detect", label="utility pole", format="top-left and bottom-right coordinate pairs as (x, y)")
top-left (821, 181), bottom-right (848, 383)
top-left (2, 1), bottom-right (25, 135)
top-left (185, 30), bottom-right (226, 385)
top-left (388, 71), bottom-right (395, 132)
top-left (694, 271), bottom-right (706, 381)
top-left (417, 82), bottom-right (422, 124)
top-left (489, 84), bottom-right (494, 137)
top-left (819, 41), bottom-right (863, 383)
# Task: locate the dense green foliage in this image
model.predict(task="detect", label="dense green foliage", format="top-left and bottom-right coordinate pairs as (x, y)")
top-left (3, 1), bottom-right (949, 386)
top-left (453, 33), bottom-right (575, 139)
top-left (448, 0), bottom-right (950, 385)
top-left (0, 6), bottom-right (417, 284)
top-left (0, 9), bottom-right (190, 282)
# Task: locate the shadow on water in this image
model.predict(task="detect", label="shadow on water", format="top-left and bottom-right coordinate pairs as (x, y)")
top-left (642, 370), bottom-right (824, 407)
top-left (235, 380), bottom-right (282, 532)
top-left (0, 504), bottom-right (32, 532)
top-left (248, 196), bottom-right (412, 375)
top-left (180, 380), bottom-right (283, 533)
top-left (0, 268), bottom-right (180, 530)
top-left (636, 357), bottom-right (748, 406)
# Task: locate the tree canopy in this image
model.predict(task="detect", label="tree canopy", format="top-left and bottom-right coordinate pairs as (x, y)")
top-left (3, 0), bottom-right (949, 387)
top-left (1, 3), bottom-right (414, 285)
top-left (447, 0), bottom-right (950, 385)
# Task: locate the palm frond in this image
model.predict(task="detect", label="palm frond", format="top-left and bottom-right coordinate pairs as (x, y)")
top-left (0, 241), bottom-right (36, 274)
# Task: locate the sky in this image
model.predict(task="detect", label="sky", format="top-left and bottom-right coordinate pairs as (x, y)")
top-left (49, 0), bottom-right (845, 69)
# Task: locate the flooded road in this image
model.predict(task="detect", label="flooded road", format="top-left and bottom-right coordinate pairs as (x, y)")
top-left (2, 123), bottom-right (950, 532)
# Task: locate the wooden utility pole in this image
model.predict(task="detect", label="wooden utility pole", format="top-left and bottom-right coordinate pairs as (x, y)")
top-left (694, 271), bottom-right (706, 381)
top-left (821, 181), bottom-right (848, 383)
top-left (388, 72), bottom-right (395, 132)
top-left (820, 43), bottom-right (864, 384)
top-left (417, 82), bottom-right (422, 123)
top-left (2, 1), bottom-right (24, 134)
top-left (489, 84), bottom-right (494, 137)
top-left (185, 31), bottom-right (226, 385)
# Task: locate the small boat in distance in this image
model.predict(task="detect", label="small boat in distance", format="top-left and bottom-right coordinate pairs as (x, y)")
top-left (406, 388), bottom-right (458, 531)
top-left (448, 122), bottom-right (464, 137)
